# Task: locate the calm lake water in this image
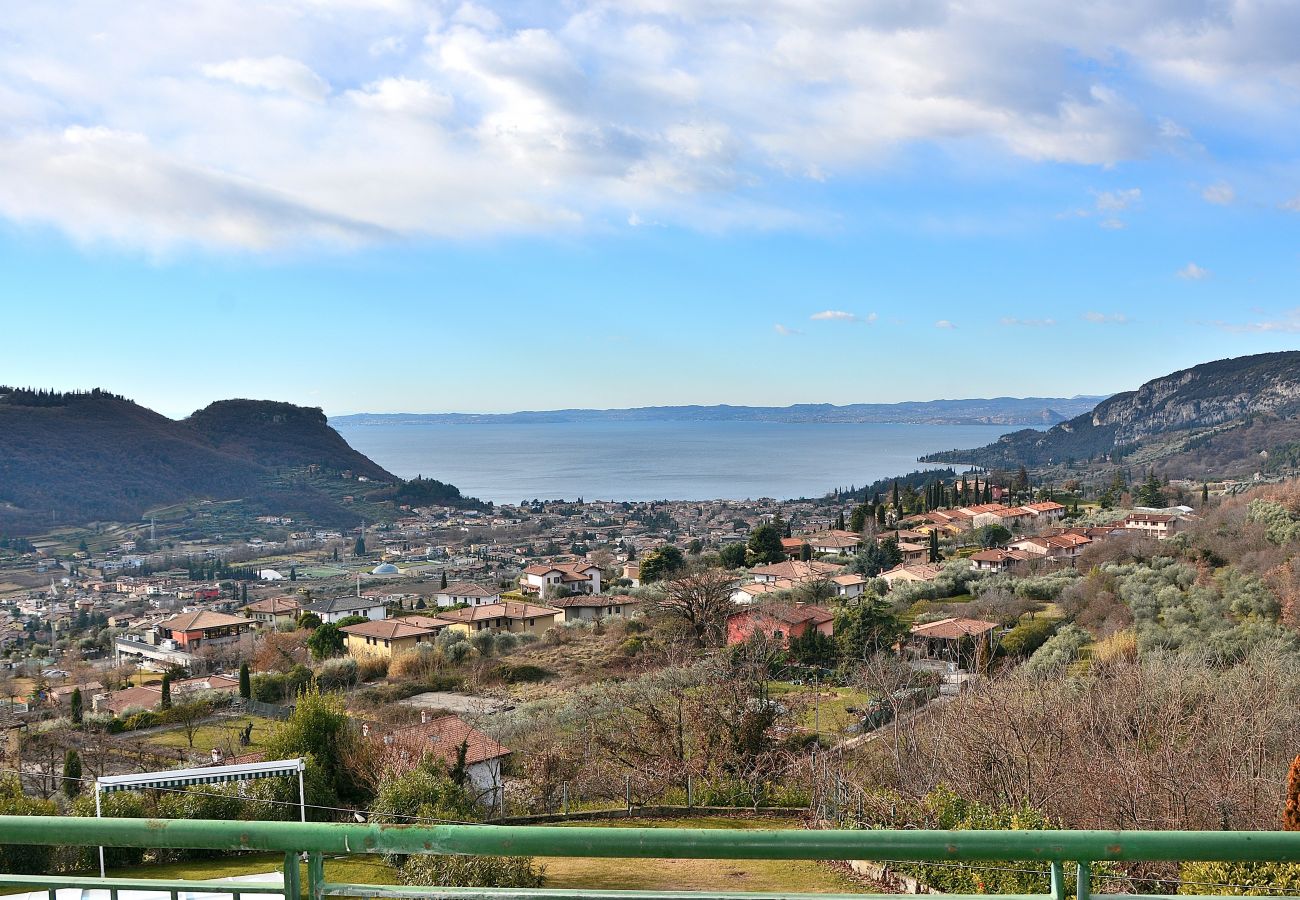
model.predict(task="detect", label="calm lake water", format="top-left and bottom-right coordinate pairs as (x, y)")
top-left (332, 420), bottom-right (1017, 505)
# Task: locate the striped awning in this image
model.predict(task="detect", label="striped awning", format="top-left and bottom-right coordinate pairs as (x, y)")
top-left (97, 758), bottom-right (304, 794)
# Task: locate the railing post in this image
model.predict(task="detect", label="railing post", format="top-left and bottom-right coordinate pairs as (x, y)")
top-left (307, 851), bottom-right (324, 900)
top-left (625, 774), bottom-right (632, 815)
top-left (1049, 860), bottom-right (1065, 900)
top-left (283, 851), bottom-right (301, 900)
top-left (1075, 860), bottom-right (1091, 900)
top-left (561, 782), bottom-right (568, 816)
top-left (687, 774), bottom-right (693, 809)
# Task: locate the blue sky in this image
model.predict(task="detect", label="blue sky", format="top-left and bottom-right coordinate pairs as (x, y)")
top-left (1, 1), bottom-right (1299, 417)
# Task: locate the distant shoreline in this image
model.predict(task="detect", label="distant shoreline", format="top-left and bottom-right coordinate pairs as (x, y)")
top-left (331, 396), bottom-right (1104, 429)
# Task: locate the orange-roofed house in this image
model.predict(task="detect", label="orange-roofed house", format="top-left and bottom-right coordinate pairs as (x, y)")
top-left (726, 604), bottom-right (834, 647)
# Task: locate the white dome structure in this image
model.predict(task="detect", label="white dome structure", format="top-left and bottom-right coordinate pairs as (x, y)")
top-left (371, 562), bottom-right (400, 575)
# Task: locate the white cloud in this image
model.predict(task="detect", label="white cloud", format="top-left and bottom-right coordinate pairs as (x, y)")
top-left (934, 319), bottom-right (957, 329)
top-left (1177, 262), bottom-right (1211, 280)
top-left (1083, 311), bottom-right (1130, 323)
top-left (1201, 182), bottom-right (1236, 205)
top-left (1210, 308), bottom-right (1300, 333)
top-left (1001, 316), bottom-right (1056, 327)
top-left (773, 323), bottom-right (802, 336)
top-left (1095, 188), bottom-right (1142, 212)
top-left (201, 56), bottom-right (330, 102)
top-left (0, 2), bottom-right (1296, 249)
top-left (810, 309), bottom-right (873, 323)
top-left (1281, 194), bottom-right (1300, 212)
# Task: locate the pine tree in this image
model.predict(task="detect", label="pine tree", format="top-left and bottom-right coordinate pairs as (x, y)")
top-left (62, 749), bottom-right (81, 798)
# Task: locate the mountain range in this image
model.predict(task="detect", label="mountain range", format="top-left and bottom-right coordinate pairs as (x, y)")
top-left (0, 389), bottom-right (478, 535)
top-left (332, 396), bottom-right (1106, 428)
top-left (921, 351), bottom-right (1300, 478)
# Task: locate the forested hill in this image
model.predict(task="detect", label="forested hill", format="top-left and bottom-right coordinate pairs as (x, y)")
top-left (0, 388), bottom-right (478, 534)
top-left (921, 352), bottom-right (1300, 475)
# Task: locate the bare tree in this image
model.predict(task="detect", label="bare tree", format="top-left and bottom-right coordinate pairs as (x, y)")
top-left (650, 568), bottom-right (737, 646)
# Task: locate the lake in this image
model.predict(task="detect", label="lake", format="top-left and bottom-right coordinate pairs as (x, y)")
top-left (331, 420), bottom-right (1016, 505)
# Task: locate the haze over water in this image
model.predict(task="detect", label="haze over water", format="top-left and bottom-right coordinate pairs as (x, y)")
top-left (332, 420), bottom-right (1020, 505)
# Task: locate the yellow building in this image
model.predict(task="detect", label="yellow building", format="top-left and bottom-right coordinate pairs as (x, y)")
top-left (341, 618), bottom-right (439, 659)
top-left (436, 601), bottom-right (563, 637)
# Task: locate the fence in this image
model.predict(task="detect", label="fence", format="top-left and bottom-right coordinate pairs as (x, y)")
top-left (2, 815), bottom-right (1300, 900)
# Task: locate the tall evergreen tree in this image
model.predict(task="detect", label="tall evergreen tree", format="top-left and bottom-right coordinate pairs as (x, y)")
top-left (239, 662), bottom-right (251, 700)
top-left (69, 688), bottom-right (83, 725)
top-left (62, 749), bottom-right (81, 798)
top-left (160, 674), bottom-right (172, 710)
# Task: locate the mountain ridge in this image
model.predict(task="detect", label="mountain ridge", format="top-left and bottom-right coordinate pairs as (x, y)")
top-left (0, 388), bottom-right (478, 534)
top-left (332, 395), bottom-right (1107, 428)
top-left (920, 352), bottom-right (1300, 476)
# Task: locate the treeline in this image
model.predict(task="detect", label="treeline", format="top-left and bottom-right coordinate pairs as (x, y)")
top-left (0, 387), bottom-right (126, 407)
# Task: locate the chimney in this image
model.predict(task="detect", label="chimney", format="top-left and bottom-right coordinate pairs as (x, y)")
top-left (420, 709), bottom-right (429, 724)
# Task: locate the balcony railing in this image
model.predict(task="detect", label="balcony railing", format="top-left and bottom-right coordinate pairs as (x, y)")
top-left (1, 816), bottom-right (1299, 900)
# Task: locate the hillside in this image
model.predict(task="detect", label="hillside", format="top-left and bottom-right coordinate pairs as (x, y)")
top-left (0, 388), bottom-right (475, 534)
top-left (921, 352), bottom-right (1300, 477)
top-left (333, 395), bottom-right (1105, 428)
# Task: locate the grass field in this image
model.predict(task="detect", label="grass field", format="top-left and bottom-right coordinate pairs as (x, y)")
top-left (544, 816), bottom-right (859, 892)
top-left (104, 816), bottom-right (859, 894)
top-left (766, 682), bottom-right (872, 738)
top-left (143, 715), bottom-right (278, 754)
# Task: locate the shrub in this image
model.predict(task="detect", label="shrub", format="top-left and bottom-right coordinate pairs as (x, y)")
top-left (1180, 860), bottom-right (1300, 895)
top-left (1023, 624), bottom-right (1092, 675)
top-left (468, 631), bottom-right (496, 657)
top-left (390, 647), bottom-right (442, 680)
top-left (445, 642), bottom-right (474, 665)
top-left (400, 854), bottom-right (545, 888)
top-left (515, 632), bottom-right (539, 645)
top-left (1000, 618), bottom-right (1058, 658)
top-left (619, 636), bottom-right (645, 656)
top-left (357, 656), bottom-right (390, 681)
top-left (494, 633), bottom-right (519, 653)
top-left (316, 657), bottom-right (359, 690)
top-left (494, 663), bottom-right (551, 684)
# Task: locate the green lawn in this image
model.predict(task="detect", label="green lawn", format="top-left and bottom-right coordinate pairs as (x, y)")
top-left (144, 715), bottom-right (278, 754)
top-left (767, 682), bottom-right (872, 739)
top-left (107, 817), bottom-right (859, 895)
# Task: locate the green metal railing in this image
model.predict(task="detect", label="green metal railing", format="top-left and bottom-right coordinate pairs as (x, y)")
top-left (0, 816), bottom-right (1298, 900)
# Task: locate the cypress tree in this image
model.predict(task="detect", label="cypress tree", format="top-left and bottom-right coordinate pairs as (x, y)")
top-left (62, 749), bottom-right (82, 798)
top-left (239, 662), bottom-right (251, 699)
top-left (160, 674), bottom-right (172, 710)
top-left (69, 687), bottom-right (83, 725)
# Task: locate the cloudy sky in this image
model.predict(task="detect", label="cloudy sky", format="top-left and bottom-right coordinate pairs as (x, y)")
top-left (2, 0), bottom-right (1299, 415)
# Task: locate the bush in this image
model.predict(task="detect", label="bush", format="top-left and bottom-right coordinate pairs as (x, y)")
top-left (1180, 860), bottom-right (1300, 895)
top-left (400, 854), bottom-right (545, 888)
top-left (515, 632), bottom-right (539, 645)
top-left (0, 775), bottom-right (56, 873)
top-left (445, 642), bottom-right (475, 665)
top-left (494, 663), bottom-right (552, 684)
top-left (1023, 624), bottom-right (1092, 675)
top-left (357, 656), bottom-right (390, 681)
top-left (316, 657), bottom-right (359, 690)
top-left (390, 646), bottom-right (443, 680)
top-left (468, 631), bottom-right (496, 657)
top-left (494, 633), bottom-right (519, 653)
top-left (619, 636), bottom-right (645, 656)
top-left (1000, 618), bottom-right (1059, 658)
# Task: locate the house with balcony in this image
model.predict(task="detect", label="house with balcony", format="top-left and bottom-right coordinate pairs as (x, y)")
top-left (304, 595), bottom-right (387, 624)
